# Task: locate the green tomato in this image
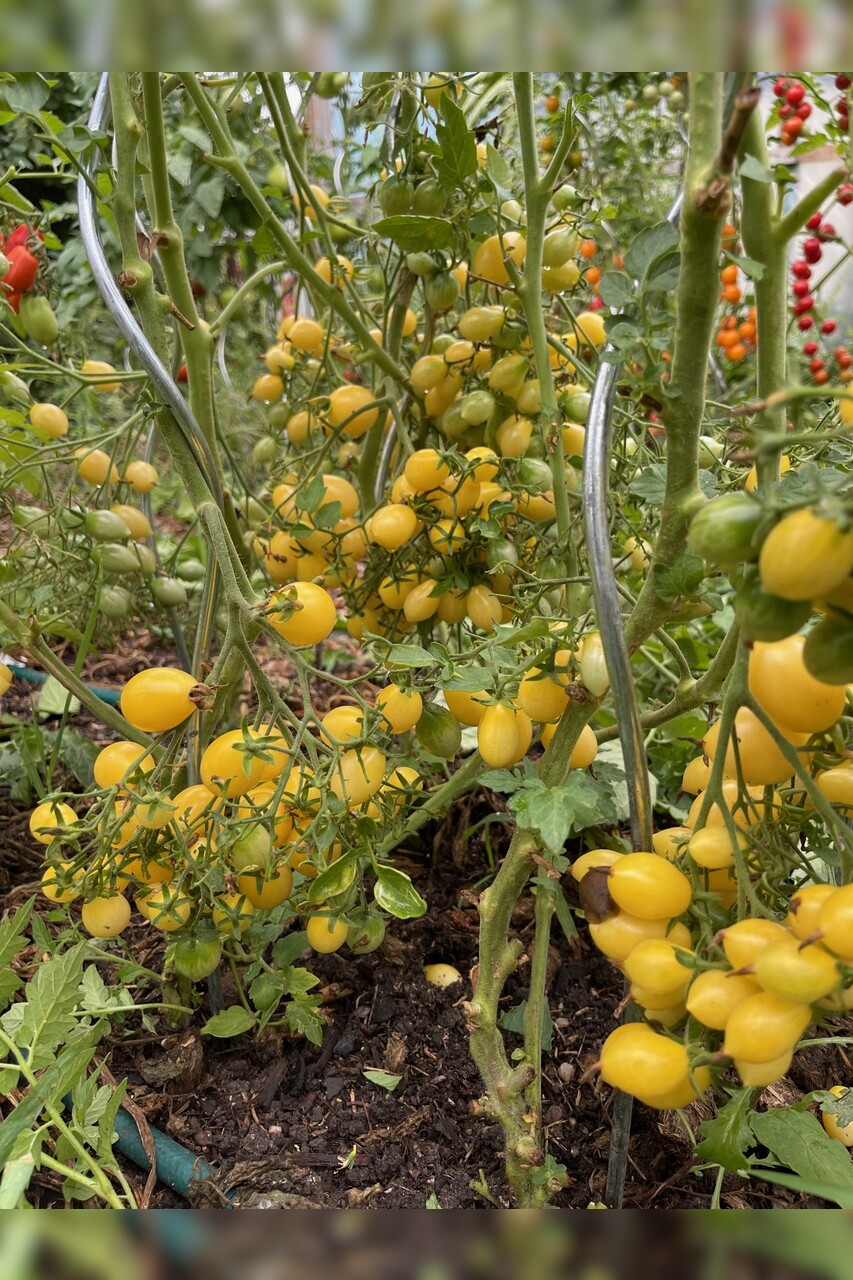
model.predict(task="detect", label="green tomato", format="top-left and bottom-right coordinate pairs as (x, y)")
top-left (150, 576), bottom-right (189, 608)
top-left (19, 295), bottom-right (58, 346)
top-left (85, 509), bottom-right (132, 542)
top-left (378, 175), bottom-right (413, 216)
top-left (98, 585), bottom-right (131, 619)
top-left (425, 269), bottom-right (461, 313)
top-left (172, 933), bottom-right (222, 982)
top-left (803, 613), bottom-right (853, 685)
top-left (416, 703), bottom-right (462, 760)
top-left (346, 910), bottom-right (386, 954)
top-left (253, 435), bottom-right (277, 465)
top-left (412, 178), bottom-right (447, 216)
top-left (734, 569), bottom-right (811, 643)
top-left (687, 494), bottom-right (764, 570)
top-left (177, 558), bottom-right (207, 582)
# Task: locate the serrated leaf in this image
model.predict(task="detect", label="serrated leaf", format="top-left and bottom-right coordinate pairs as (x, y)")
top-left (0, 898), bottom-right (33, 1010)
top-left (598, 271), bottom-right (634, 309)
top-left (434, 95), bottom-right (478, 192)
top-left (281, 966), bottom-right (320, 998)
top-left (307, 851), bottom-right (359, 904)
top-left (18, 944), bottom-right (86, 1070)
top-left (509, 772), bottom-right (606, 855)
top-left (727, 252), bottom-right (765, 282)
top-left (654, 553), bottom-right (706, 602)
top-left (194, 174), bottom-right (225, 219)
top-left (750, 1108), bottom-right (853, 1196)
top-left (373, 864), bottom-right (427, 919)
top-left (201, 1006), bottom-right (256, 1038)
top-left (624, 221), bottom-right (679, 281)
top-left (363, 1068), bottom-right (402, 1091)
top-left (373, 215), bottom-right (455, 251)
top-left (498, 998), bottom-right (553, 1051)
top-left (272, 931), bottom-right (308, 969)
top-left (286, 997), bottom-right (325, 1046)
top-left (644, 248), bottom-right (681, 293)
top-left (477, 768), bottom-right (522, 793)
top-left (695, 1089), bottom-right (754, 1173)
top-left (37, 675), bottom-right (80, 718)
top-left (55, 728), bottom-right (99, 789)
top-left (0, 1042), bottom-right (96, 1166)
top-left (375, 643), bottom-right (435, 669)
top-left (628, 463), bottom-right (667, 505)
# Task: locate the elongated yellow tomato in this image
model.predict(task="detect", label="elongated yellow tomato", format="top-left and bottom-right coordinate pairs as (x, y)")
top-left (477, 703), bottom-right (522, 768)
top-left (579, 631), bottom-right (609, 697)
top-left (785, 882), bottom-right (836, 940)
top-left (436, 587), bottom-right (468, 624)
top-left (624, 939), bottom-right (693, 994)
top-left (464, 446), bottom-right (500, 482)
top-left (111, 504), bottom-right (152, 540)
top-left (745, 454), bottom-right (791, 492)
top-left (651, 826), bottom-right (691, 860)
top-left (573, 311), bottom-right (606, 348)
top-left (569, 723), bottom-right (597, 769)
top-left (472, 231), bottom-right (526, 286)
top-left (720, 917), bottom-right (790, 969)
top-left (411, 354), bottom-right (448, 391)
top-left (120, 667), bottom-right (198, 733)
top-left (466, 584), bottom-right (502, 632)
top-left (685, 777), bottom-right (783, 831)
top-left (368, 503), bottom-right (419, 550)
top-left (748, 635), bottom-right (847, 734)
top-left (94, 741), bottom-right (156, 790)
top-left (81, 359), bottom-right (121, 392)
top-left (723, 992), bottom-right (811, 1063)
top-left (268, 582), bottom-right (337, 646)
top-left (262, 530), bottom-right (299, 583)
top-left (428, 517), bottom-right (467, 555)
top-left (685, 969), bottom-right (762, 1030)
top-left (496, 414), bottom-right (532, 458)
top-left (404, 578), bottom-right (440, 623)
top-left (74, 447), bottom-right (120, 486)
top-left (444, 687), bottom-right (489, 725)
top-left (817, 884), bottom-right (853, 961)
top-left (758, 509), bottom-right (853, 602)
top-left (703, 707), bottom-right (805, 787)
top-left (457, 305), bottom-right (506, 343)
top-left (0, 662), bottom-right (11, 696)
top-left (607, 853), bottom-right (692, 921)
top-left (327, 384), bottom-right (378, 438)
top-left (570, 849), bottom-right (623, 881)
top-left (681, 755), bottom-right (710, 794)
top-left (687, 826), bottom-right (744, 870)
top-left (736, 1050), bottom-right (794, 1089)
top-left (320, 474), bottom-right (360, 519)
top-left (237, 863), bottom-right (294, 910)
top-left (29, 402), bottom-right (69, 438)
top-left (29, 801), bottom-right (77, 845)
top-left (288, 317), bottom-right (325, 353)
top-left (211, 892), bottom-right (255, 935)
top-left (201, 729), bottom-right (269, 799)
top-left (599, 1023), bottom-right (692, 1101)
top-left (752, 936), bottom-right (840, 1005)
top-left (316, 254), bottom-right (355, 287)
top-left (404, 448), bottom-right (451, 493)
top-left (306, 914), bottom-right (349, 953)
top-left (124, 460), bottom-right (159, 493)
top-left (376, 684), bottom-right (423, 733)
top-left (81, 894), bottom-right (131, 938)
top-left (329, 747), bottom-right (386, 807)
top-left (817, 766), bottom-right (853, 813)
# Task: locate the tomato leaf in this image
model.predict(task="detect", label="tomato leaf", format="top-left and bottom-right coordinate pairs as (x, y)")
top-left (434, 95), bottom-right (478, 192)
top-left (307, 851), bottom-right (359, 905)
top-left (0, 898), bottom-right (33, 1011)
top-left (695, 1089), bottom-right (755, 1173)
top-left (373, 864), bottom-right (427, 919)
top-left (373, 216), bottom-right (455, 252)
top-left (597, 271), bottom-right (634, 309)
top-left (201, 1006), bottom-right (257, 1038)
top-left (498, 998), bottom-right (553, 1051)
top-left (509, 773), bottom-right (610, 855)
top-left (286, 997), bottom-right (325, 1046)
top-left (654, 554), bottom-right (707, 602)
top-left (740, 153), bottom-right (773, 183)
top-left (624, 221), bottom-right (679, 282)
top-left (363, 1068), bottom-right (402, 1092)
top-left (37, 675), bottom-right (80, 719)
top-left (3, 74), bottom-right (51, 114)
top-left (749, 1108), bottom-right (853, 1197)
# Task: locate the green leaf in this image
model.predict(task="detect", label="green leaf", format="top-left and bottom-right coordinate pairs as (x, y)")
top-left (272, 931), bottom-right (308, 969)
top-left (307, 851), bottom-right (359, 904)
top-left (194, 174), bottom-right (225, 219)
top-left (818, 1086), bottom-right (853, 1128)
top-left (18, 944), bottom-right (86, 1070)
top-left (485, 143), bottom-right (512, 191)
top-left (644, 249), bottom-right (681, 293)
top-left (281, 966), bottom-right (320, 998)
top-left (97, 1077), bottom-right (128, 1160)
top-left (3, 74), bottom-right (50, 114)
top-left (55, 728), bottom-right (99, 789)
top-left (201, 1006), bottom-right (257, 1038)
top-left (695, 1089), bottom-right (754, 1174)
top-left (654, 553), bottom-right (706, 602)
top-left (727, 252), bottom-right (766, 282)
top-left (363, 1068), bottom-right (402, 1091)
top-left (624, 221), bottom-right (679, 281)
top-left (425, 1191), bottom-right (442, 1208)
top-left (0, 1042), bottom-right (95, 1166)
top-left (0, 898), bottom-right (33, 1011)
top-left (597, 271), bottom-right (634, 309)
top-left (373, 864), bottom-right (427, 919)
top-left (509, 773), bottom-right (607, 855)
top-left (286, 997), bottom-right (325, 1046)
top-left (740, 153), bottom-right (773, 183)
top-left (628, 462), bottom-right (667, 505)
top-left (554, 887), bottom-right (579, 944)
top-left (37, 675), bottom-right (80, 718)
top-left (750, 1108), bottom-right (853, 1197)
top-left (498, 999), bottom-right (553, 1051)
top-left (375, 643), bottom-right (435, 669)
top-left (373, 216), bottom-right (455, 252)
top-left (0, 1150), bottom-right (36, 1208)
top-left (434, 94), bottom-right (478, 192)
top-left (742, 1169), bottom-right (853, 1210)
top-left (477, 768), bottom-right (523, 794)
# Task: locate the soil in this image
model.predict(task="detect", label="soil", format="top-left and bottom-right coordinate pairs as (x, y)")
top-left (1, 638), bottom-right (849, 1211)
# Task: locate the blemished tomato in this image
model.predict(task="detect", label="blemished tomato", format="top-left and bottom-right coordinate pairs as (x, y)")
top-left (748, 636), bottom-right (846, 734)
top-left (120, 667), bottom-right (198, 733)
top-left (570, 850), bottom-right (624, 882)
top-left (124, 460), bottom-right (159, 493)
top-left (94, 741), bottom-right (156, 790)
top-left (685, 970), bottom-right (762, 1031)
top-left (472, 231), bottom-right (526, 285)
top-left (752, 936), bottom-right (840, 1005)
top-left (237, 863), bottom-right (294, 909)
top-left (306, 914), bottom-right (349, 953)
top-left (81, 894), bottom-right (132, 938)
top-left (327, 384), bottom-right (378, 438)
top-left (822, 1086), bottom-right (853, 1146)
top-left (785, 882), bottom-right (836, 940)
top-left (28, 402), bottom-right (68, 438)
top-left (607, 853), bottom-right (692, 921)
top-left (74, 447), bottom-right (120, 486)
top-left (424, 962), bottom-right (463, 987)
top-left (376, 684), bottom-right (423, 734)
top-left (723, 992), bottom-right (811, 1063)
top-left (268, 582), bottom-right (337, 646)
top-left (758, 508), bottom-right (853, 601)
top-left (81, 359), bottom-right (121, 392)
top-left (29, 801), bottom-right (77, 845)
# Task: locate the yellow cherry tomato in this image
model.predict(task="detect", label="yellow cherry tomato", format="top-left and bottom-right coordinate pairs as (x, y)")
top-left (120, 667), bottom-right (197, 733)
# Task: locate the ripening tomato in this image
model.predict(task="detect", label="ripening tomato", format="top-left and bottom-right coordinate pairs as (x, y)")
top-left (237, 863), bottom-right (294, 910)
top-left (685, 969), bottom-right (762, 1030)
top-left (111, 504), bottom-right (152, 540)
top-left (29, 801), bottom-right (77, 845)
top-left (81, 894), bottom-right (132, 938)
top-left (723, 992), bottom-right (811, 1063)
top-left (306, 914), bottom-right (349, 953)
top-left (94, 740), bottom-right (156, 790)
top-left (124, 460), bottom-right (159, 493)
top-left (120, 667), bottom-right (198, 733)
top-left (472, 232), bottom-right (526, 285)
top-left (376, 684), bottom-right (423, 733)
top-left (607, 853), bottom-right (692, 921)
top-left (136, 881), bottom-right (193, 932)
top-left (268, 582), bottom-right (337, 646)
top-left (327, 384), bottom-right (378, 438)
top-left (748, 636), bottom-right (847, 734)
top-left (211, 891), bottom-right (255, 934)
top-left (758, 509), bottom-right (853, 601)
top-left (74, 447), bottom-right (120, 487)
top-left (329, 747), bottom-right (386, 807)
top-left (28, 402), bottom-right (68, 438)
top-left (81, 360), bottom-right (121, 392)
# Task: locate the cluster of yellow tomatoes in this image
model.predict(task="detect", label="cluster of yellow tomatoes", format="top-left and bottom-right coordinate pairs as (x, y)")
top-left (582, 633), bottom-right (852, 1108)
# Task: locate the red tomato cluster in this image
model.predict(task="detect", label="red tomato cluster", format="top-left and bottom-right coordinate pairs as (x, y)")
top-left (773, 77), bottom-right (813, 147)
top-left (0, 223), bottom-right (44, 313)
top-left (791, 210), bottom-right (850, 384)
top-left (714, 225), bottom-right (757, 364)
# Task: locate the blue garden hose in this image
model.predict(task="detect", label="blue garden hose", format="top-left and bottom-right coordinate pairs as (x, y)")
top-left (4, 661), bottom-right (123, 706)
top-left (110, 1107), bottom-right (221, 1200)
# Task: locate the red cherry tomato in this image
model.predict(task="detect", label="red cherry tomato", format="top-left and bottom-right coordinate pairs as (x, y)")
top-left (3, 246), bottom-right (38, 293)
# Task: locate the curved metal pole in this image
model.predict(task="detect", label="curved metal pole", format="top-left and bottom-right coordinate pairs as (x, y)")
top-left (78, 74), bottom-right (224, 509)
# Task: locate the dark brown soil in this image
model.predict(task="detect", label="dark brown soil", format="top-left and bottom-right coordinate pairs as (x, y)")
top-left (1, 642), bottom-right (847, 1211)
